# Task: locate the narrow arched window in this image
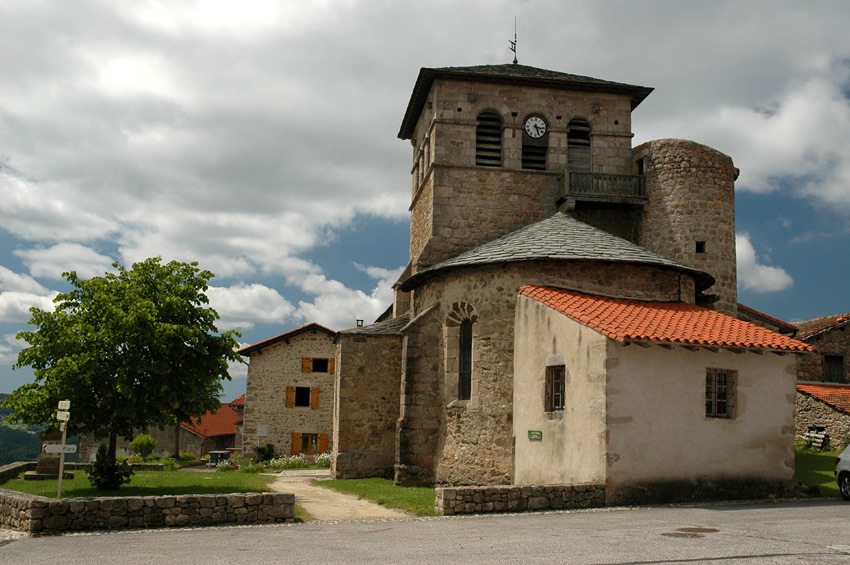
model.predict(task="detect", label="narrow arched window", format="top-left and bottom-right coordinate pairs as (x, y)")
top-left (458, 319), bottom-right (473, 400)
top-left (475, 112), bottom-right (502, 167)
top-left (567, 119), bottom-right (591, 172)
top-left (522, 114), bottom-right (548, 170)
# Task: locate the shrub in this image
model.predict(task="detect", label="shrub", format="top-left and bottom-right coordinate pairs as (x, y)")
top-left (178, 452), bottom-right (197, 462)
top-left (314, 452), bottom-right (332, 468)
top-left (129, 433), bottom-right (157, 461)
top-left (86, 444), bottom-right (134, 490)
top-left (255, 443), bottom-right (276, 462)
top-left (160, 458), bottom-right (177, 471)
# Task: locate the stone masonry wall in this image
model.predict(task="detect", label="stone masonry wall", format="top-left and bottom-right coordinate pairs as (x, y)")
top-left (402, 260), bottom-right (695, 487)
top-left (634, 139), bottom-right (737, 316)
top-left (796, 392), bottom-right (850, 448)
top-left (243, 330), bottom-right (335, 458)
top-left (0, 488), bottom-right (293, 533)
top-left (333, 333), bottom-right (403, 479)
top-left (78, 426), bottom-right (206, 463)
top-left (435, 483), bottom-right (605, 515)
top-left (797, 326), bottom-right (850, 383)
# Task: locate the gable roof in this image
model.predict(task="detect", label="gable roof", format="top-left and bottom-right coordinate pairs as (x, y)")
top-left (794, 313), bottom-right (850, 340)
top-left (400, 213), bottom-right (713, 292)
top-left (237, 322), bottom-right (336, 356)
top-left (339, 315), bottom-right (410, 336)
top-left (797, 383), bottom-right (850, 414)
top-left (737, 303), bottom-right (798, 335)
top-left (181, 396), bottom-right (243, 438)
top-left (519, 285), bottom-right (813, 353)
top-left (399, 64), bottom-right (653, 139)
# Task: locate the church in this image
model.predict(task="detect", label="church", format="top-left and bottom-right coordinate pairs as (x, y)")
top-left (241, 63), bottom-right (812, 505)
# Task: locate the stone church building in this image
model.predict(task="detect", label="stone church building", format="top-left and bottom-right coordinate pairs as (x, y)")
top-left (244, 63), bottom-right (813, 504)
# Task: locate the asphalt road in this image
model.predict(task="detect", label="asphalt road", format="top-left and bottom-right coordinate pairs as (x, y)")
top-left (2, 499), bottom-right (848, 564)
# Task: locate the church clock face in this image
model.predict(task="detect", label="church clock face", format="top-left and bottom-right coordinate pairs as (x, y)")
top-left (524, 116), bottom-right (547, 138)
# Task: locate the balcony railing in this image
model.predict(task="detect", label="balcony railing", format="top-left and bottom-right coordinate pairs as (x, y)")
top-left (563, 171), bottom-right (646, 204)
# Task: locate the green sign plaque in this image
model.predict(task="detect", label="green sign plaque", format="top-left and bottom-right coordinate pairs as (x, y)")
top-left (528, 430), bottom-right (542, 441)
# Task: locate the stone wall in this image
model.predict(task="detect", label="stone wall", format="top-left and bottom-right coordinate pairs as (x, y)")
top-left (242, 329), bottom-right (336, 458)
top-left (0, 489), bottom-right (293, 533)
top-left (78, 425), bottom-right (206, 463)
top-left (797, 326), bottom-right (850, 383)
top-left (399, 260), bottom-right (694, 487)
top-left (796, 391), bottom-right (850, 448)
top-left (634, 139), bottom-right (738, 316)
top-left (333, 333), bottom-right (403, 479)
top-left (435, 483), bottom-right (605, 515)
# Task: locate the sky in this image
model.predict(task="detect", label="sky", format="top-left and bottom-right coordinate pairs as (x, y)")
top-left (2, 1), bottom-right (850, 401)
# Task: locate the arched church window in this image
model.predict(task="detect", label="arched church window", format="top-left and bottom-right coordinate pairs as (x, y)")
top-left (475, 112), bottom-right (503, 167)
top-left (445, 302), bottom-right (477, 404)
top-left (458, 319), bottom-right (473, 400)
top-left (567, 118), bottom-right (591, 172)
top-left (522, 114), bottom-right (548, 170)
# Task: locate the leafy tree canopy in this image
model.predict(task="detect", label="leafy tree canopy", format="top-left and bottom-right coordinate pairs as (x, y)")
top-left (2, 258), bottom-right (241, 458)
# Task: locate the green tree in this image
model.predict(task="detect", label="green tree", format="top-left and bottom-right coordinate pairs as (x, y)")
top-left (2, 258), bottom-right (241, 487)
top-left (129, 433), bottom-right (157, 460)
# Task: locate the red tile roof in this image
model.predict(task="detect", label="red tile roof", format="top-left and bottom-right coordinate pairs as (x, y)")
top-left (230, 393), bottom-right (245, 406)
top-left (519, 285), bottom-right (813, 352)
top-left (795, 313), bottom-right (850, 340)
top-left (180, 397), bottom-right (243, 438)
top-left (797, 383), bottom-right (850, 414)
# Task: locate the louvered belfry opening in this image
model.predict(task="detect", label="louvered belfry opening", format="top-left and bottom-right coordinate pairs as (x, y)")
top-left (567, 119), bottom-right (591, 171)
top-left (475, 112), bottom-right (503, 167)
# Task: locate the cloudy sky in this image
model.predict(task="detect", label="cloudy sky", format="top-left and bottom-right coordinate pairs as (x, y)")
top-left (2, 1), bottom-right (850, 401)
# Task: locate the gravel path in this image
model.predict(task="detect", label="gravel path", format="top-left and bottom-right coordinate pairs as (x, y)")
top-left (268, 471), bottom-right (410, 521)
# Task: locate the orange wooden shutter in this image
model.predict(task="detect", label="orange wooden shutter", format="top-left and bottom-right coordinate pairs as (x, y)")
top-left (328, 358), bottom-right (335, 374)
top-left (285, 386), bottom-right (295, 408)
top-left (318, 433), bottom-right (329, 453)
top-left (301, 357), bottom-right (312, 372)
top-left (310, 387), bottom-right (319, 409)
top-left (291, 432), bottom-right (301, 455)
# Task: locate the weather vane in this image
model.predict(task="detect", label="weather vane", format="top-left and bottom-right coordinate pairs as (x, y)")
top-left (509, 18), bottom-right (518, 64)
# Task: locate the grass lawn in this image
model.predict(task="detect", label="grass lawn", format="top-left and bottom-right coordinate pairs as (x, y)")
top-left (316, 477), bottom-right (437, 516)
top-left (795, 449), bottom-right (841, 497)
top-left (0, 470), bottom-right (276, 499)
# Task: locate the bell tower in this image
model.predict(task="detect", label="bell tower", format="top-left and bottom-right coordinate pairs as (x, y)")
top-left (397, 64), bottom-right (653, 273)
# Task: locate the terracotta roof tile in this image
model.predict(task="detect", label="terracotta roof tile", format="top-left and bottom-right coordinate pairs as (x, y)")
top-left (797, 383), bottom-right (850, 414)
top-left (229, 394), bottom-right (245, 406)
top-left (520, 285), bottom-right (813, 352)
top-left (181, 402), bottom-right (241, 438)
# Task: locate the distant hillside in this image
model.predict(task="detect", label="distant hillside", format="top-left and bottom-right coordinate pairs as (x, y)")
top-left (0, 393), bottom-right (44, 465)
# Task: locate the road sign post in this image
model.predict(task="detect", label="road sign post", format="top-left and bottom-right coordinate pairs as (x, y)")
top-left (56, 400), bottom-right (70, 498)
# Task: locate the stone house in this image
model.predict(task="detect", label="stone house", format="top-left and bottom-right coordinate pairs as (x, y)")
top-left (793, 313), bottom-right (850, 448)
top-left (238, 323), bottom-right (336, 459)
top-left (321, 63), bottom-right (814, 504)
top-left (78, 395), bottom-right (245, 462)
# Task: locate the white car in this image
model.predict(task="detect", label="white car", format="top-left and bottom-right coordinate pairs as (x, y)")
top-left (838, 444), bottom-right (850, 501)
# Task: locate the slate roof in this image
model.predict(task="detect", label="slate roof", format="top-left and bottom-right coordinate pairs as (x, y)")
top-left (181, 396), bottom-right (243, 438)
top-left (737, 303), bottom-right (798, 334)
top-left (797, 383), bottom-right (850, 414)
top-left (399, 64), bottom-right (654, 139)
top-left (238, 322), bottom-right (336, 356)
top-left (795, 313), bottom-right (850, 340)
top-left (400, 213), bottom-right (713, 292)
top-left (340, 315), bottom-right (410, 336)
top-left (519, 285), bottom-right (813, 352)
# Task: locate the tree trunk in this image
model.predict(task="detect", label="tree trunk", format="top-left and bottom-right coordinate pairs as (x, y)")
top-left (108, 433), bottom-right (117, 464)
top-left (173, 424), bottom-right (180, 459)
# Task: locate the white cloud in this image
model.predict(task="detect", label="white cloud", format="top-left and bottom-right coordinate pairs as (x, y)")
top-left (736, 233), bottom-right (793, 293)
top-left (207, 283), bottom-right (295, 330)
top-left (0, 333), bottom-right (24, 371)
top-left (0, 266), bottom-right (50, 294)
top-left (0, 291), bottom-right (57, 323)
top-left (14, 243), bottom-right (115, 280)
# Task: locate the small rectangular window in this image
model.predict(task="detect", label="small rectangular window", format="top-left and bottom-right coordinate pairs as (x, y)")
top-left (695, 241), bottom-right (706, 254)
top-left (545, 365), bottom-right (565, 412)
top-left (301, 357), bottom-right (334, 373)
top-left (294, 386), bottom-right (311, 407)
top-left (823, 355), bottom-right (846, 383)
top-left (706, 368), bottom-right (736, 418)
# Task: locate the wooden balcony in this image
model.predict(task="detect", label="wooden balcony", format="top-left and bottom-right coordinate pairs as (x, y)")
top-left (560, 171), bottom-right (647, 206)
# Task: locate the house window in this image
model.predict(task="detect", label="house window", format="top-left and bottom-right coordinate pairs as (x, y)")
top-left (695, 241), bottom-right (707, 254)
top-left (706, 368), bottom-right (736, 418)
top-left (823, 355), bottom-right (846, 383)
top-left (301, 357), bottom-right (335, 373)
top-left (458, 319), bottom-right (473, 400)
top-left (286, 386), bottom-right (320, 409)
top-left (476, 112), bottom-right (503, 167)
top-left (522, 114), bottom-right (548, 170)
top-left (545, 365), bottom-right (565, 412)
top-left (291, 432), bottom-right (329, 455)
top-left (567, 119), bottom-right (591, 172)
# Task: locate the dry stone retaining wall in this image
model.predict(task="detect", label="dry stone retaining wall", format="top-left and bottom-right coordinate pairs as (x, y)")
top-left (796, 391), bottom-right (850, 448)
top-left (435, 483), bottom-right (605, 515)
top-left (0, 488), bottom-right (294, 533)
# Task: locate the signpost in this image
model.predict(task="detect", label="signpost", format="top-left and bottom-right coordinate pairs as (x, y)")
top-left (43, 444), bottom-right (77, 455)
top-left (55, 400), bottom-right (70, 498)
